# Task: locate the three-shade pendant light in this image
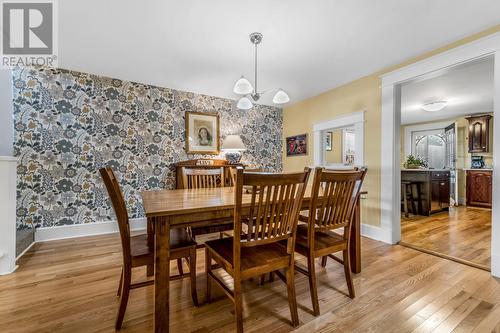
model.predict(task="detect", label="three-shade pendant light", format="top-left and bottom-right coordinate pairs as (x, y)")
top-left (233, 32), bottom-right (290, 110)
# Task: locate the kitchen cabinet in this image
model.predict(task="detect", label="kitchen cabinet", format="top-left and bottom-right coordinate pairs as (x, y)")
top-left (401, 169), bottom-right (450, 216)
top-left (466, 170), bottom-right (492, 208)
top-left (466, 115), bottom-right (491, 153)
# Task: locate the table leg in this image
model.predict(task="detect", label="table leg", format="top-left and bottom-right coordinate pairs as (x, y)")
top-left (155, 216), bottom-right (170, 333)
top-left (147, 218), bottom-right (155, 276)
top-left (349, 196), bottom-right (361, 273)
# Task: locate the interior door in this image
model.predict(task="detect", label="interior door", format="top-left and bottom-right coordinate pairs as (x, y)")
top-left (445, 123), bottom-right (457, 205)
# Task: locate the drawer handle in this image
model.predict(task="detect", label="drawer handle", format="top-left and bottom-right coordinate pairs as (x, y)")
top-left (440, 182), bottom-right (445, 186)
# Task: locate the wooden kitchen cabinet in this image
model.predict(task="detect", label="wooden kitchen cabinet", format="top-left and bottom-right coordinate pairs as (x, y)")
top-left (401, 170), bottom-right (450, 216)
top-left (466, 170), bottom-right (492, 208)
top-left (466, 115), bottom-right (491, 153)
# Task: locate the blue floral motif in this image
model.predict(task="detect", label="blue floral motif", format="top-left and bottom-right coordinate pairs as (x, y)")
top-left (13, 67), bottom-right (283, 228)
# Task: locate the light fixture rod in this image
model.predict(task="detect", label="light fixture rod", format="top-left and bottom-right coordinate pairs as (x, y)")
top-left (254, 42), bottom-right (258, 95)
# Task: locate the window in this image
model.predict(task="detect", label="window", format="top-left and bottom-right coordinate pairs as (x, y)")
top-left (411, 129), bottom-right (445, 169)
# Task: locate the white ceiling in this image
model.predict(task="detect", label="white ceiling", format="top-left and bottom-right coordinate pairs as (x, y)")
top-left (401, 56), bottom-right (494, 125)
top-left (58, 0), bottom-right (500, 106)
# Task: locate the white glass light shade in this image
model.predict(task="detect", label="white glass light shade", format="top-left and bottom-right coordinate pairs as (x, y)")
top-left (222, 135), bottom-right (246, 151)
top-left (421, 101), bottom-right (447, 112)
top-left (272, 89), bottom-right (290, 104)
top-left (237, 97), bottom-right (253, 110)
top-left (233, 76), bottom-right (253, 95)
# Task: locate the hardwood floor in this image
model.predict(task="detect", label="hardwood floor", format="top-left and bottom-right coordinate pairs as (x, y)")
top-left (401, 206), bottom-right (491, 269)
top-left (1, 233), bottom-right (499, 332)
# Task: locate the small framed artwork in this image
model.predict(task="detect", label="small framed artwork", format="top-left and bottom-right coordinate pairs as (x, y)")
top-left (325, 131), bottom-right (332, 151)
top-left (185, 111), bottom-right (220, 154)
top-left (286, 134), bottom-right (307, 156)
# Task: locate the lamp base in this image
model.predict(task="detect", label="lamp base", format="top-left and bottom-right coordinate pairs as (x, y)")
top-left (225, 152), bottom-right (242, 164)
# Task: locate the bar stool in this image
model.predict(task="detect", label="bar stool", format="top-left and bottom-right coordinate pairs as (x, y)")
top-left (401, 181), bottom-right (421, 217)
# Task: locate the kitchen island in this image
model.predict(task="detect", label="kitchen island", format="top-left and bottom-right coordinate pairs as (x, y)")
top-left (401, 169), bottom-right (450, 216)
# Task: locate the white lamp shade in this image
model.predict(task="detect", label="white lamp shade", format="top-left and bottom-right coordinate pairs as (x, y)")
top-left (222, 135), bottom-right (246, 151)
top-left (272, 89), bottom-right (290, 104)
top-left (237, 96), bottom-right (253, 110)
top-left (233, 76), bottom-right (253, 95)
top-left (421, 101), bottom-right (447, 112)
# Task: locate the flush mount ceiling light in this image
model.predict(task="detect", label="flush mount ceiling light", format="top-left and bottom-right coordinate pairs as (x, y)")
top-left (421, 101), bottom-right (448, 112)
top-left (233, 32), bottom-right (290, 110)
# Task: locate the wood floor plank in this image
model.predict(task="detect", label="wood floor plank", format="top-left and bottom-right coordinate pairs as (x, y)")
top-left (1, 233), bottom-right (499, 333)
top-left (401, 206), bottom-right (491, 268)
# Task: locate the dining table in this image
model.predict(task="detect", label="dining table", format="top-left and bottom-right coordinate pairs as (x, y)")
top-left (142, 185), bottom-right (367, 333)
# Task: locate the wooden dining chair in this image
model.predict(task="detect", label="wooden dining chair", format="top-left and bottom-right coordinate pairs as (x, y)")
top-left (229, 166), bottom-right (263, 186)
top-left (180, 167), bottom-right (234, 240)
top-left (99, 167), bottom-right (199, 330)
top-left (205, 167), bottom-right (311, 333)
top-left (294, 167), bottom-right (366, 316)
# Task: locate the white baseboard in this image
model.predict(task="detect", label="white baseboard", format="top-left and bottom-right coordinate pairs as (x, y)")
top-left (360, 223), bottom-right (387, 243)
top-left (35, 218), bottom-right (147, 242)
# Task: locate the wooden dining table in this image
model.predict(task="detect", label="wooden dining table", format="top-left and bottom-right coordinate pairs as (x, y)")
top-left (142, 186), bottom-right (366, 333)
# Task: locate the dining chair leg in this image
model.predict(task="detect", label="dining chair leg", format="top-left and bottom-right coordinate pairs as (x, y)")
top-left (117, 268), bottom-right (123, 296)
top-left (205, 248), bottom-right (212, 303)
top-left (269, 271), bottom-right (274, 282)
top-left (234, 276), bottom-right (244, 333)
top-left (343, 249), bottom-right (355, 298)
top-left (307, 255), bottom-right (320, 316)
top-left (115, 268), bottom-right (131, 330)
top-left (285, 264), bottom-right (300, 327)
top-left (189, 247), bottom-right (199, 307)
top-left (177, 258), bottom-right (184, 275)
top-left (321, 256), bottom-right (327, 267)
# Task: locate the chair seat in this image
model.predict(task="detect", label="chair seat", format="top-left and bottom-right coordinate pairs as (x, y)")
top-left (205, 237), bottom-right (290, 278)
top-left (130, 229), bottom-right (196, 266)
top-left (294, 224), bottom-right (347, 256)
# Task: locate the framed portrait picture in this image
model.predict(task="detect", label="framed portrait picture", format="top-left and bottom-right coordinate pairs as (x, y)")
top-left (185, 112), bottom-right (220, 154)
top-left (325, 131), bottom-right (332, 151)
top-left (286, 134), bottom-right (307, 156)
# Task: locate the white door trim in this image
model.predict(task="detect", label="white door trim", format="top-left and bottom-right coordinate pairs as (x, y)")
top-left (379, 31), bottom-right (500, 277)
top-left (312, 110), bottom-right (365, 167)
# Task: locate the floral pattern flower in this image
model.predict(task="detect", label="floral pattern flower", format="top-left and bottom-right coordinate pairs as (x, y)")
top-left (13, 67), bottom-right (282, 228)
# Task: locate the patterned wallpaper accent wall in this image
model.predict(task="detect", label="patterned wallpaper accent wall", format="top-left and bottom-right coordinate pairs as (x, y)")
top-left (12, 67), bottom-right (282, 229)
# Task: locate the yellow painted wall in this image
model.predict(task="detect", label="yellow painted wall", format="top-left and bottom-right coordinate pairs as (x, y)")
top-left (324, 129), bottom-right (343, 164)
top-left (283, 24), bottom-right (500, 227)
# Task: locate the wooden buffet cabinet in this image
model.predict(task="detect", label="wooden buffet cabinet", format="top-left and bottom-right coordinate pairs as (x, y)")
top-left (466, 169), bottom-right (493, 208)
top-left (401, 169), bottom-right (450, 216)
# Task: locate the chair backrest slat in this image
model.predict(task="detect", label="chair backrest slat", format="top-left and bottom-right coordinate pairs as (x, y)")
top-left (181, 167), bottom-right (225, 189)
top-left (99, 167), bottom-right (132, 267)
top-left (309, 168), bottom-right (366, 236)
top-left (233, 168), bottom-right (311, 260)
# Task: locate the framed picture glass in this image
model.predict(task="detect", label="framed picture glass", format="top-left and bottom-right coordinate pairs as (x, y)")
top-left (185, 112), bottom-right (220, 154)
top-left (286, 134), bottom-right (307, 156)
top-left (325, 131), bottom-right (332, 151)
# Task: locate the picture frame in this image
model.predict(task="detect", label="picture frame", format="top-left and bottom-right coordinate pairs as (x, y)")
top-left (325, 131), bottom-right (332, 151)
top-left (286, 133), bottom-right (307, 156)
top-left (185, 111), bottom-right (220, 154)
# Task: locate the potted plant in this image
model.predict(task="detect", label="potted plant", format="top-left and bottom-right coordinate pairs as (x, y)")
top-left (403, 155), bottom-right (427, 169)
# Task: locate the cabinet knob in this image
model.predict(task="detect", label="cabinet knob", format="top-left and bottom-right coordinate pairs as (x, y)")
top-left (440, 182), bottom-right (445, 186)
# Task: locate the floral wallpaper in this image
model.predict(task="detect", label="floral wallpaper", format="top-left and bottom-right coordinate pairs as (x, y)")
top-left (12, 67), bottom-right (282, 229)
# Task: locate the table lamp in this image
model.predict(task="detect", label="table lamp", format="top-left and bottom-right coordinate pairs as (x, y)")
top-left (221, 135), bottom-right (246, 164)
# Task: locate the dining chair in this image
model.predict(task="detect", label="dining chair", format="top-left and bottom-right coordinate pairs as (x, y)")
top-left (294, 167), bottom-right (366, 316)
top-left (229, 166), bottom-right (263, 186)
top-left (99, 167), bottom-right (199, 330)
top-left (180, 167), bottom-right (234, 241)
top-left (205, 167), bottom-right (311, 333)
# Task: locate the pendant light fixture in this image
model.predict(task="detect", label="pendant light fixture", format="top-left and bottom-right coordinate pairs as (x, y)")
top-left (233, 32), bottom-right (290, 110)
